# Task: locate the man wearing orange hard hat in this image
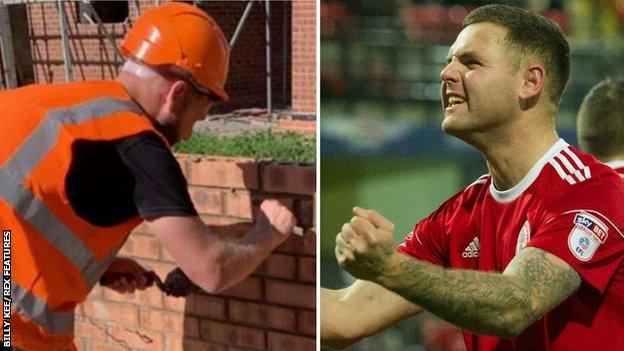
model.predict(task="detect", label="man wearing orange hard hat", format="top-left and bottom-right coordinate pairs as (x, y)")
top-left (2, 3), bottom-right (296, 351)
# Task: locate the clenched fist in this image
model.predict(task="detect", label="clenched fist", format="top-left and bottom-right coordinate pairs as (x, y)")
top-left (335, 207), bottom-right (396, 281)
top-left (256, 199), bottom-right (297, 242)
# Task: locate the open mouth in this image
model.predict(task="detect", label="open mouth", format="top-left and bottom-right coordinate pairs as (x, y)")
top-left (446, 94), bottom-right (467, 109)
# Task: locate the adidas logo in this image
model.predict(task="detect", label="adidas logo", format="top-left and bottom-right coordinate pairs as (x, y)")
top-left (462, 237), bottom-right (480, 258)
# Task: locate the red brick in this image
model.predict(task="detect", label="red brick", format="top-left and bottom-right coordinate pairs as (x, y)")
top-left (302, 229), bottom-right (317, 255)
top-left (292, 0), bottom-right (317, 114)
top-left (229, 301), bottom-right (297, 332)
top-left (185, 293), bottom-right (227, 319)
top-left (199, 320), bottom-right (265, 349)
top-left (276, 119), bottom-right (316, 134)
top-left (188, 156), bottom-right (259, 189)
top-left (164, 334), bottom-right (184, 351)
top-left (297, 198), bottom-right (315, 228)
top-left (260, 163), bottom-right (316, 195)
top-left (298, 256), bottom-right (316, 282)
top-left (118, 233), bottom-right (160, 260)
top-left (138, 309), bottom-right (184, 334)
top-left (264, 253), bottom-right (297, 279)
top-left (101, 284), bottom-right (163, 309)
top-left (182, 338), bottom-right (227, 351)
top-left (88, 284), bottom-right (105, 299)
top-left (184, 316), bottom-right (200, 339)
top-left (174, 153), bottom-right (189, 178)
top-left (85, 339), bottom-right (129, 351)
top-left (267, 331), bottom-right (316, 351)
top-left (297, 310), bottom-right (316, 336)
top-left (224, 189), bottom-right (253, 219)
top-left (74, 337), bottom-right (87, 351)
top-left (81, 301), bottom-right (139, 326)
top-left (74, 317), bottom-right (107, 342)
top-left (108, 325), bottom-right (163, 351)
top-left (163, 293), bottom-right (187, 312)
top-left (189, 187), bottom-right (223, 215)
top-left (265, 280), bottom-right (315, 309)
top-left (275, 229), bottom-right (316, 255)
top-left (218, 276), bottom-right (263, 300)
top-left (274, 235), bottom-right (303, 254)
top-left (200, 215), bottom-right (252, 228)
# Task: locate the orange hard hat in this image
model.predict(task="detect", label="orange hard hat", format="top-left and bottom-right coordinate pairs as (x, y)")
top-left (121, 2), bottom-right (230, 101)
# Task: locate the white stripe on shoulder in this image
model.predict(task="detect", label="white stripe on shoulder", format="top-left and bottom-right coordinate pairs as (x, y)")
top-left (563, 147), bottom-right (591, 179)
top-left (605, 160), bottom-right (624, 170)
top-left (467, 174), bottom-right (489, 188)
top-left (549, 158), bottom-right (576, 184)
top-left (548, 145), bottom-right (592, 185)
top-left (555, 153), bottom-right (585, 182)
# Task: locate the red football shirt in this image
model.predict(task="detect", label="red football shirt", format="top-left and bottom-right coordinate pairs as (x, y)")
top-left (606, 160), bottom-right (624, 176)
top-left (398, 140), bottom-right (624, 351)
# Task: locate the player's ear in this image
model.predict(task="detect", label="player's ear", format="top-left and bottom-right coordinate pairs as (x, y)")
top-left (519, 65), bottom-right (545, 110)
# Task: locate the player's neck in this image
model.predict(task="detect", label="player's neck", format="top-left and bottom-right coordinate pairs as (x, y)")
top-left (482, 125), bottom-right (559, 191)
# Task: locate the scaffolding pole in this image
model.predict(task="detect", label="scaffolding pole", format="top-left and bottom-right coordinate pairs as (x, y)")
top-left (57, 0), bottom-right (73, 81)
top-left (83, 1), bottom-right (122, 62)
top-left (0, 4), bottom-right (17, 88)
top-left (229, 0), bottom-right (254, 48)
top-left (265, 0), bottom-right (272, 119)
top-left (282, 2), bottom-right (287, 103)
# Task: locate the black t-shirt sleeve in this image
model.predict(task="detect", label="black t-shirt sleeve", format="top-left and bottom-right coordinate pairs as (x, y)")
top-left (116, 133), bottom-right (198, 219)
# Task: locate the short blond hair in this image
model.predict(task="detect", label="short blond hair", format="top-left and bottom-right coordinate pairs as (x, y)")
top-left (577, 78), bottom-right (624, 159)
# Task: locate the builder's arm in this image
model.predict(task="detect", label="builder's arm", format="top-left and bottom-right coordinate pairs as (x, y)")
top-left (146, 199), bottom-right (296, 293)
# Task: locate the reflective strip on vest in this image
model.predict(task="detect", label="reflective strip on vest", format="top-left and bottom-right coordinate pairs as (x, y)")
top-left (12, 281), bottom-right (75, 335)
top-left (4, 98), bottom-right (143, 182)
top-left (1, 97), bottom-right (143, 334)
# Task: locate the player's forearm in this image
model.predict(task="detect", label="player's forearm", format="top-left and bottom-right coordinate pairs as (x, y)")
top-left (374, 253), bottom-right (537, 338)
top-left (198, 225), bottom-right (282, 293)
top-left (321, 288), bottom-right (358, 349)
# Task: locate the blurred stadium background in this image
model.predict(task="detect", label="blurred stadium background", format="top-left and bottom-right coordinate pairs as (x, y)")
top-left (320, 1), bottom-right (624, 350)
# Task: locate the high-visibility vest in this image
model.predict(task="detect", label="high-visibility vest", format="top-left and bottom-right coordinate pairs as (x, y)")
top-left (0, 81), bottom-right (168, 351)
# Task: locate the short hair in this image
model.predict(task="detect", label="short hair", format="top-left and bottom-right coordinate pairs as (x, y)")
top-left (122, 59), bottom-right (217, 101)
top-left (577, 78), bottom-right (624, 159)
top-left (463, 5), bottom-right (570, 107)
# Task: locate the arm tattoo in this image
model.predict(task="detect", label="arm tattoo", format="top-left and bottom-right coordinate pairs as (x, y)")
top-left (377, 248), bottom-right (581, 337)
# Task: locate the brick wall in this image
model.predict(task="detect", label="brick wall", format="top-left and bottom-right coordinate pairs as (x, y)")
top-left (291, 0), bottom-right (316, 114)
top-left (20, 1), bottom-right (294, 113)
top-left (276, 119), bottom-right (316, 135)
top-left (75, 155), bottom-right (316, 351)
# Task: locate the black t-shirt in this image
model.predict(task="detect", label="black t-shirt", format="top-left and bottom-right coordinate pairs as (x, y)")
top-left (65, 132), bottom-right (197, 227)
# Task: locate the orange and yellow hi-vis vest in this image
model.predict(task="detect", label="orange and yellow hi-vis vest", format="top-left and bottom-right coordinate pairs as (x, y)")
top-left (0, 81), bottom-right (167, 351)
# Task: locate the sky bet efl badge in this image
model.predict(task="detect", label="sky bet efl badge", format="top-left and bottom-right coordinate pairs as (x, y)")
top-left (568, 212), bottom-right (609, 261)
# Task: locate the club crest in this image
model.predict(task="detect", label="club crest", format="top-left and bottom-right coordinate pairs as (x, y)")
top-left (516, 219), bottom-right (531, 253)
top-left (568, 212), bottom-right (608, 261)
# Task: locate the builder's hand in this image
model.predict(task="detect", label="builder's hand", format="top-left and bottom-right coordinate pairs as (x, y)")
top-left (100, 257), bottom-right (154, 293)
top-left (256, 199), bottom-right (297, 243)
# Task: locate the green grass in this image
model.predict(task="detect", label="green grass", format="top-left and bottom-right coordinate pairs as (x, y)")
top-left (173, 130), bottom-right (316, 163)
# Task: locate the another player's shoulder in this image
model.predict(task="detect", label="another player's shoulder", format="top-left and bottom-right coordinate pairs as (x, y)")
top-left (543, 142), bottom-right (621, 189)
top-left (541, 145), bottom-right (624, 224)
top-left (605, 160), bottom-right (624, 177)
